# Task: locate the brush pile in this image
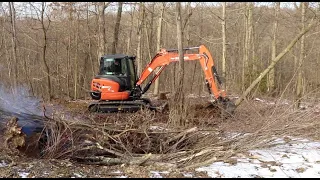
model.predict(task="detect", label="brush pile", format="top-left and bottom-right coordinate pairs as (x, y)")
top-left (2, 96), bottom-right (320, 169)
top-left (38, 109), bottom-right (224, 168)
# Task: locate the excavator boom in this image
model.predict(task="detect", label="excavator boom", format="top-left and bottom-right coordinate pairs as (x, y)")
top-left (136, 45), bottom-right (226, 100)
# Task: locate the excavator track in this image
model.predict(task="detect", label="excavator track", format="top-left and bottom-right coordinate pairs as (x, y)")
top-left (88, 99), bottom-right (159, 113)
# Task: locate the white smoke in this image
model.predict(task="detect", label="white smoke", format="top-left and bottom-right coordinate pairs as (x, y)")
top-left (0, 84), bottom-right (43, 117)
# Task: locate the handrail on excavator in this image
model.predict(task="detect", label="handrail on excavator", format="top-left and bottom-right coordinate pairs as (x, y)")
top-left (166, 46), bottom-right (200, 52)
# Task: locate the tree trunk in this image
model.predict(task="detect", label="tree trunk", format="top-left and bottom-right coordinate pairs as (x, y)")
top-left (3, 27), bottom-right (12, 84)
top-left (170, 2), bottom-right (185, 127)
top-left (66, 3), bottom-right (73, 99)
top-left (126, 5), bottom-right (135, 54)
top-left (86, 2), bottom-right (95, 79)
top-left (247, 3), bottom-right (253, 82)
top-left (54, 31), bottom-right (60, 98)
top-left (268, 2), bottom-right (280, 94)
top-left (74, 11), bottom-right (79, 100)
top-left (242, 2), bottom-right (249, 92)
top-left (111, 2), bottom-right (123, 54)
top-left (67, 45), bottom-right (70, 98)
top-left (97, 2), bottom-right (110, 59)
top-left (144, 21), bottom-right (152, 61)
top-left (40, 2), bottom-right (51, 101)
top-left (197, 6), bottom-right (204, 96)
top-left (250, 3), bottom-right (256, 76)
top-left (153, 2), bottom-right (165, 96)
top-left (147, 2), bottom-right (155, 59)
top-left (186, 2), bottom-right (196, 93)
top-left (235, 18), bottom-right (316, 107)
top-left (221, 2), bottom-right (227, 91)
top-left (23, 37), bottom-right (34, 97)
top-left (8, 2), bottom-right (18, 93)
top-left (295, 2), bottom-right (307, 109)
top-left (136, 2), bottom-right (145, 76)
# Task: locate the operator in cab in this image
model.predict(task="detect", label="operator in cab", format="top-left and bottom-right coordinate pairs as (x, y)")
top-left (107, 59), bottom-right (122, 75)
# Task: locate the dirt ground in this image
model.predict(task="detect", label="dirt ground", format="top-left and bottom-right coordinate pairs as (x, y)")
top-left (1, 94), bottom-right (319, 178)
top-left (0, 151), bottom-right (208, 178)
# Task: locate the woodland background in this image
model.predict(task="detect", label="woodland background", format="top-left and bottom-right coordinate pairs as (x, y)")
top-left (0, 2), bottom-right (319, 105)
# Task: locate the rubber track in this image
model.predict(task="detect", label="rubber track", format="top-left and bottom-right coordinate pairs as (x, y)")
top-left (88, 100), bottom-right (153, 113)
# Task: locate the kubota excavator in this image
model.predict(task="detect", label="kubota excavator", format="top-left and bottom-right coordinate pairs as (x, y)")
top-left (88, 45), bottom-right (235, 114)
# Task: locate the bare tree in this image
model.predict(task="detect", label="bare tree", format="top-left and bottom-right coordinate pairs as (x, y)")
top-left (97, 2), bottom-right (110, 59)
top-left (268, 2), bottom-right (280, 95)
top-left (242, 2), bottom-right (249, 91)
top-left (170, 2), bottom-right (185, 126)
top-left (126, 5), bottom-right (136, 54)
top-left (136, 2), bottom-right (145, 75)
top-left (242, 3), bottom-right (254, 88)
top-left (111, 2), bottom-right (123, 54)
top-left (8, 2), bottom-right (18, 92)
top-left (144, 3), bottom-right (155, 61)
top-left (153, 2), bottom-right (165, 96)
top-left (221, 2), bottom-right (227, 90)
top-left (66, 2), bottom-right (74, 99)
top-left (250, 3), bottom-right (256, 75)
top-left (74, 7), bottom-right (80, 100)
top-left (295, 2), bottom-right (307, 109)
top-left (86, 2), bottom-right (95, 78)
top-left (39, 2), bottom-right (52, 101)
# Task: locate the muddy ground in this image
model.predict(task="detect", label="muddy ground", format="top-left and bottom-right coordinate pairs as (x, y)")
top-left (0, 94), bottom-right (319, 178)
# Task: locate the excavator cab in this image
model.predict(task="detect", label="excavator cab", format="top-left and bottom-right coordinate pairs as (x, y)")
top-left (90, 55), bottom-right (137, 100)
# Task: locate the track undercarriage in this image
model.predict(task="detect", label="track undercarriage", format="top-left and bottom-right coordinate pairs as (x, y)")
top-left (88, 98), bottom-right (164, 113)
top-left (88, 96), bottom-right (236, 118)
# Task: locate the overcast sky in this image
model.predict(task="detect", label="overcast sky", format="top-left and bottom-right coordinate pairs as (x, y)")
top-left (0, 2), bottom-right (308, 19)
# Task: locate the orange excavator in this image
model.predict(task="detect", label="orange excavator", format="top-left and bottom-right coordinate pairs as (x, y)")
top-left (88, 45), bottom-right (235, 114)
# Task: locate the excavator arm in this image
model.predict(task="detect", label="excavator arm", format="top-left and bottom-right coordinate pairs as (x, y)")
top-left (136, 45), bottom-right (226, 100)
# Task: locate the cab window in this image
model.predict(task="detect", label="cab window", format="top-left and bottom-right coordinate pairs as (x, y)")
top-left (99, 58), bottom-right (127, 76)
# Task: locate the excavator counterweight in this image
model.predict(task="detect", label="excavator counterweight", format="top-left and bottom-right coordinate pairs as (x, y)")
top-left (88, 45), bottom-right (235, 115)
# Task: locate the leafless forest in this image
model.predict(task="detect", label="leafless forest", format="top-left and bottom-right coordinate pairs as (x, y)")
top-left (0, 2), bottom-right (319, 102)
top-left (1, 2), bottom-right (320, 178)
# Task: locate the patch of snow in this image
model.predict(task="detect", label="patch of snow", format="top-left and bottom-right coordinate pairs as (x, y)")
top-left (160, 171), bottom-right (170, 174)
top-left (73, 172), bottom-right (82, 178)
top-left (224, 132), bottom-right (242, 139)
top-left (19, 172), bottom-right (30, 178)
top-left (149, 171), bottom-right (169, 178)
top-left (0, 160), bottom-right (8, 167)
top-left (300, 105), bottom-right (307, 109)
top-left (201, 132), bottom-right (210, 135)
top-left (115, 175), bottom-right (128, 178)
top-left (111, 170), bottom-right (123, 174)
top-left (187, 94), bottom-right (200, 98)
top-left (254, 98), bottom-right (264, 102)
top-left (223, 132), bottom-right (250, 140)
top-left (182, 172), bottom-right (193, 178)
top-left (150, 171), bottom-right (162, 178)
top-left (270, 137), bottom-right (286, 144)
top-left (149, 126), bottom-right (168, 131)
top-left (196, 137), bottom-right (320, 178)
